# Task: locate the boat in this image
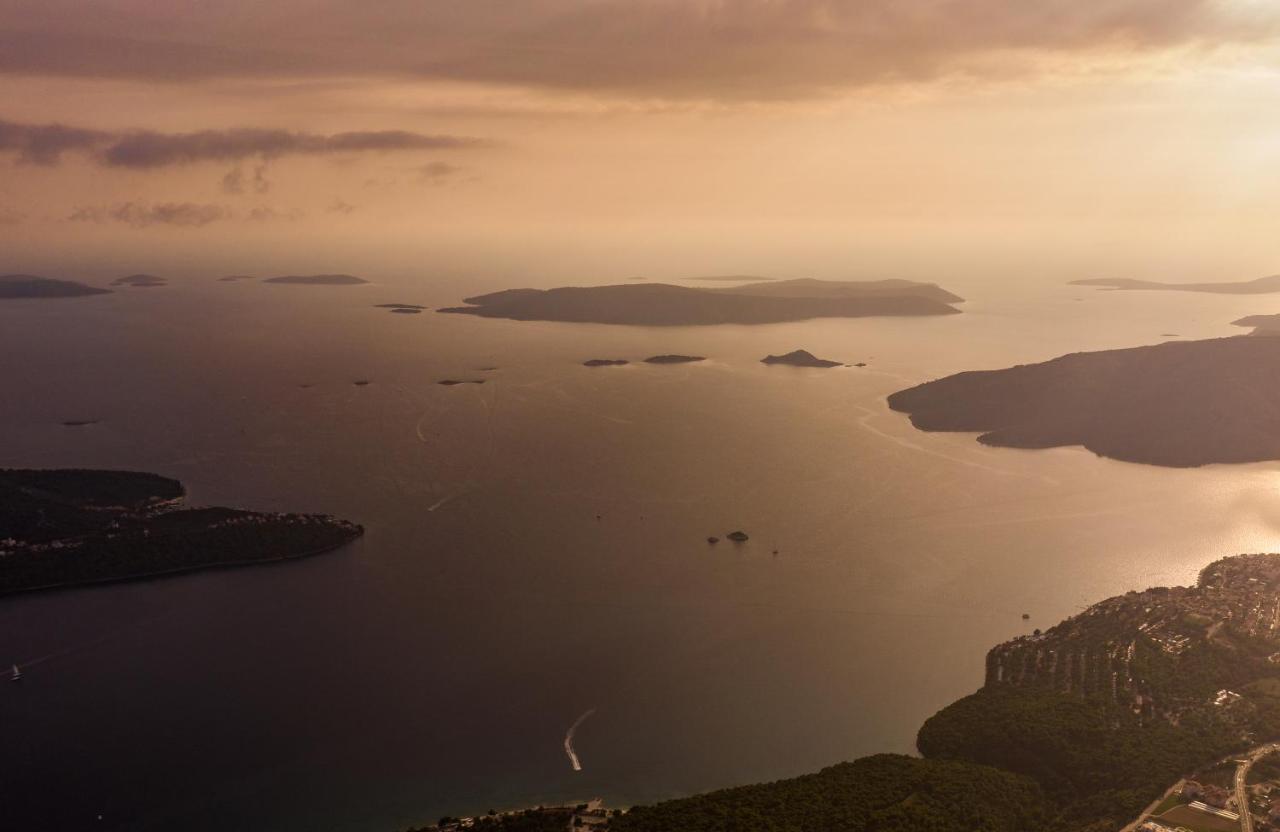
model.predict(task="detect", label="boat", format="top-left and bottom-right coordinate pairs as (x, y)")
top-left (10, 664), bottom-right (21, 682)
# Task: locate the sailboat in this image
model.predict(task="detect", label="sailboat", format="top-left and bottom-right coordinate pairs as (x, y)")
top-left (10, 663), bottom-right (21, 682)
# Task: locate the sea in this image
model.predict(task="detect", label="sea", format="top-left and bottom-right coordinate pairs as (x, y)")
top-left (3, 272), bottom-right (1279, 830)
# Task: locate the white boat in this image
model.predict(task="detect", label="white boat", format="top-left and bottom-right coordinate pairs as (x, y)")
top-left (10, 664), bottom-right (21, 682)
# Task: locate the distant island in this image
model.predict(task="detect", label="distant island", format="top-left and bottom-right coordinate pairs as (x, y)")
top-left (0, 468), bottom-right (362, 597)
top-left (110, 273), bottom-right (167, 288)
top-left (218, 275), bottom-right (257, 282)
top-left (644, 355), bottom-right (705, 364)
top-left (437, 279), bottom-right (963, 325)
top-left (887, 335), bottom-right (1280, 467)
top-left (761, 349), bottom-right (841, 368)
top-left (264, 274), bottom-right (369, 286)
top-left (686, 275), bottom-right (777, 282)
top-left (560, 553), bottom-right (1280, 832)
top-left (376, 303), bottom-right (428, 311)
top-left (438, 379), bottom-right (485, 385)
top-left (1072, 275), bottom-right (1280, 294)
top-left (584, 359), bottom-right (629, 366)
top-left (0, 274), bottom-right (111, 299)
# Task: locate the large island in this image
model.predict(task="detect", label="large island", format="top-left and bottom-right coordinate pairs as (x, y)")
top-left (0, 468), bottom-right (363, 596)
top-left (887, 335), bottom-right (1280, 467)
top-left (438, 278), bottom-right (963, 325)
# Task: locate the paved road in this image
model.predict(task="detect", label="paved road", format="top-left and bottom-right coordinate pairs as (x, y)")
top-left (1234, 743), bottom-right (1280, 832)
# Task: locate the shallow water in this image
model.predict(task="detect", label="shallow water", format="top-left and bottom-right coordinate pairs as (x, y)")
top-left (2, 274), bottom-right (1279, 830)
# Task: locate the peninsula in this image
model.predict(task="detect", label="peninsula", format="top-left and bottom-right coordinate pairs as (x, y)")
top-left (437, 279), bottom-right (963, 325)
top-left (0, 468), bottom-right (363, 597)
top-left (0, 274), bottom-right (111, 299)
top-left (591, 553), bottom-right (1280, 832)
top-left (1072, 275), bottom-right (1280, 294)
top-left (887, 335), bottom-right (1280, 467)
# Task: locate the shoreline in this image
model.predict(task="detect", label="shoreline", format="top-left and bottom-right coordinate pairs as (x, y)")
top-left (0, 527), bottom-right (364, 600)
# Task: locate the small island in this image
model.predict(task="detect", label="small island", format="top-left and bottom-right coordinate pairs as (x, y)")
top-left (584, 359), bottom-right (629, 366)
top-left (218, 275), bottom-right (257, 282)
top-left (760, 349), bottom-right (841, 368)
top-left (438, 379), bottom-right (486, 385)
top-left (0, 468), bottom-right (363, 597)
top-left (1072, 274), bottom-right (1280, 294)
top-left (376, 303), bottom-right (428, 313)
top-left (644, 355), bottom-right (705, 364)
top-left (887, 335), bottom-right (1280, 466)
top-left (437, 279), bottom-right (963, 326)
top-left (1, 274), bottom-right (111, 299)
top-left (110, 273), bottom-right (167, 288)
top-left (264, 274), bottom-right (369, 286)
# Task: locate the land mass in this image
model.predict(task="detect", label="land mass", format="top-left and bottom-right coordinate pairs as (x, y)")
top-left (111, 273), bottom-right (167, 288)
top-left (644, 354), bottom-right (705, 364)
top-left (1072, 275), bottom-right (1280, 294)
top-left (0, 468), bottom-right (363, 596)
top-left (761, 349), bottom-right (842, 368)
top-left (571, 553), bottom-right (1280, 832)
top-left (437, 279), bottom-right (963, 325)
top-left (0, 274), bottom-right (111, 299)
top-left (264, 274), bottom-right (369, 285)
top-left (887, 335), bottom-right (1280, 467)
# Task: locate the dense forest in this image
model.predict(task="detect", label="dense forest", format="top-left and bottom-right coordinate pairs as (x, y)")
top-left (610, 754), bottom-right (1048, 832)
top-left (0, 468), bottom-right (362, 595)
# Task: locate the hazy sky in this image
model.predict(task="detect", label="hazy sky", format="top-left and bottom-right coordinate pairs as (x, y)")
top-left (3, 0), bottom-right (1280, 282)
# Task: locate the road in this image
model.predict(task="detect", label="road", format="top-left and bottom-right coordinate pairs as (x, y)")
top-left (1234, 743), bottom-right (1280, 832)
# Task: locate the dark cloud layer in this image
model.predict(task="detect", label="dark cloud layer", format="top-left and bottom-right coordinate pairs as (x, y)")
top-left (0, 0), bottom-right (1275, 98)
top-left (68, 202), bottom-right (232, 227)
top-left (0, 117), bottom-right (488, 167)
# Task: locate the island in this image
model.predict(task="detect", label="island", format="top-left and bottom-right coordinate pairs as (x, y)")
top-left (0, 468), bottom-right (363, 597)
top-left (264, 274), bottom-right (369, 286)
top-left (437, 279), bottom-right (963, 326)
top-left (1072, 275), bottom-right (1280, 294)
top-left (0, 274), bottom-right (111, 299)
top-left (644, 355), bottom-right (705, 364)
top-left (761, 349), bottom-right (842, 368)
top-left (438, 379), bottom-right (486, 385)
top-left (376, 303), bottom-right (428, 313)
top-left (110, 273), bottom-right (167, 288)
top-left (887, 335), bottom-right (1280, 467)
top-left (536, 553), bottom-right (1280, 832)
top-left (584, 359), bottom-right (629, 366)
top-left (218, 275), bottom-right (257, 282)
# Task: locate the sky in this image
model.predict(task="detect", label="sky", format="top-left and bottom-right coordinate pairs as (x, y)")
top-left (3, 0), bottom-right (1280, 283)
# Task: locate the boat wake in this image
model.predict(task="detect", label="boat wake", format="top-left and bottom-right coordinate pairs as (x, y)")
top-left (563, 708), bottom-right (597, 772)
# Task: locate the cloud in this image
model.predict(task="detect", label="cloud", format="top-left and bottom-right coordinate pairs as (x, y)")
top-left (0, 116), bottom-right (490, 167)
top-left (416, 161), bottom-right (467, 186)
top-left (222, 164), bottom-right (271, 195)
top-left (0, 207), bottom-right (25, 225)
top-left (325, 199), bottom-right (356, 215)
top-left (68, 201), bottom-right (232, 228)
top-left (0, 117), bottom-right (110, 165)
top-left (247, 205), bottom-right (305, 222)
top-left (0, 0), bottom-right (1276, 98)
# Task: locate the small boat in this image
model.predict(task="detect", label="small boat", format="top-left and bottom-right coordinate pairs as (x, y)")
top-left (10, 664), bottom-right (21, 682)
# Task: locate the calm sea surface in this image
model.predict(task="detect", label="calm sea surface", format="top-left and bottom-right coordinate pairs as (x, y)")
top-left (3, 274), bottom-right (1280, 830)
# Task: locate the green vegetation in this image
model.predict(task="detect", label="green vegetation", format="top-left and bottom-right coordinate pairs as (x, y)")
top-left (917, 686), bottom-right (1241, 829)
top-left (610, 754), bottom-right (1048, 832)
top-left (0, 468), bottom-right (363, 596)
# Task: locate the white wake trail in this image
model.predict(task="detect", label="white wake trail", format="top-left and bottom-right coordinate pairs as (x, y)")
top-left (563, 708), bottom-right (597, 772)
